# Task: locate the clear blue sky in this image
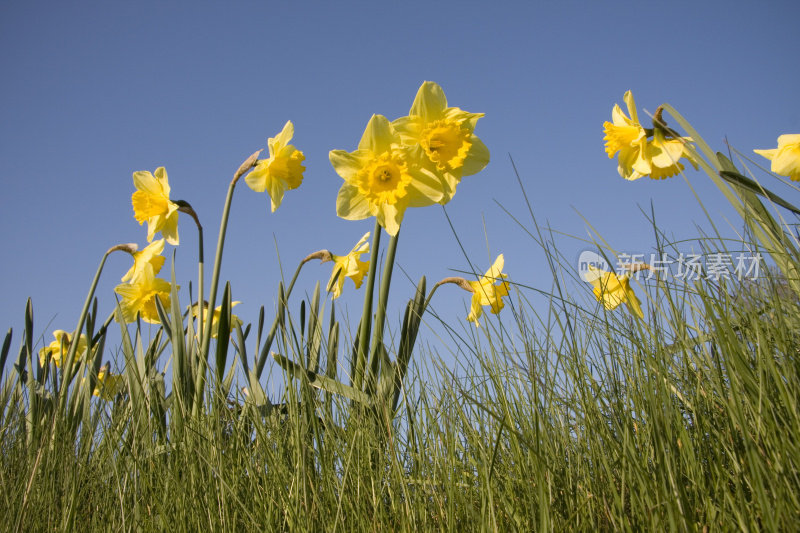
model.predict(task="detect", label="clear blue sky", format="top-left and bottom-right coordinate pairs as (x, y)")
top-left (1, 1), bottom-right (798, 373)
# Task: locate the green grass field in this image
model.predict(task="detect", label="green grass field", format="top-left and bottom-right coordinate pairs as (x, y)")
top-left (2, 93), bottom-right (800, 531)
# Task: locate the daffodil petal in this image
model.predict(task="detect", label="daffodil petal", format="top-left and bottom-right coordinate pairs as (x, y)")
top-left (357, 115), bottom-right (396, 154)
top-left (336, 184), bottom-right (373, 220)
top-left (410, 81), bottom-right (447, 122)
top-left (272, 120), bottom-right (294, 151)
top-left (461, 136), bottom-right (490, 176)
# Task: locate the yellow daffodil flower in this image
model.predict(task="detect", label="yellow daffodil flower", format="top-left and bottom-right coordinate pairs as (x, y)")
top-left (604, 91), bottom-right (695, 180)
top-left (330, 114), bottom-right (443, 236)
top-left (245, 121), bottom-right (306, 212)
top-left (120, 239), bottom-right (166, 283)
top-left (93, 366), bottom-right (124, 401)
top-left (754, 134), bottom-right (800, 181)
top-left (38, 329), bottom-right (88, 367)
top-left (643, 128), bottom-right (698, 180)
top-left (114, 263), bottom-right (175, 324)
top-left (191, 301), bottom-right (243, 338)
top-left (603, 91), bottom-right (649, 180)
top-left (326, 232), bottom-right (370, 299)
top-left (467, 254), bottom-right (510, 326)
top-left (131, 167), bottom-right (180, 245)
top-left (393, 81), bottom-right (489, 203)
top-left (586, 265), bottom-right (643, 319)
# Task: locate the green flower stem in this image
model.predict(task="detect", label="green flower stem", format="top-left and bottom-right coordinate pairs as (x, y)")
top-left (200, 150), bottom-right (261, 364)
top-left (353, 219), bottom-right (382, 392)
top-left (51, 243), bottom-right (134, 451)
top-left (176, 201), bottom-right (204, 350)
top-left (365, 228), bottom-right (400, 395)
top-left (255, 256), bottom-right (311, 379)
top-left (59, 244), bottom-right (135, 392)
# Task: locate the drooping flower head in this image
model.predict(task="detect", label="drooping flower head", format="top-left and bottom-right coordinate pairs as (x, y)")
top-left (191, 301), bottom-right (243, 338)
top-left (38, 329), bottom-right (89, 367)
top-left (245, 120), bottom-right (306, 212)
top-left (326, 232), bottom-right (370, 299)
top-left (585, 265), bottom-right (643, 319)
top-left (120, 239), bottom-right (165, 283)
top-left (131, 167), bottom-right (180, 245)
top-left (754, 134), bottom-right (800, 181)
top-left (331, 114), bottom-right (443, 236)
top-left (603, 91), bottom-right (696, 180)
top-left (467, 254), bottom-right (510, 326)
top-left (114, 263), bottom-right (175, 324)
top-left (393, 81), bottom-right (490, 202)
top-left (644, 128), bottom-right (698, 180)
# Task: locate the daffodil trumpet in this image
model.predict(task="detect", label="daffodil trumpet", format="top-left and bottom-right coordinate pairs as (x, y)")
top-left (604, 92), bottom-right (697, 181)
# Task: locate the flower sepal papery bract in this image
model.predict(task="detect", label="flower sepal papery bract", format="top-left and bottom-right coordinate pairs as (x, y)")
top-left (393, 81), bottom-right (490, 203)
top-left (603, 91), bottom-right (697, 181)
top-left (245, 120), bottom-right (306, 212)
top-left (331, 114), bottom-right (445, 236)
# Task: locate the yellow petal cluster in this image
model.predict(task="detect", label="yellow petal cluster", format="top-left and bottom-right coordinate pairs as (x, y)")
top-left (754, 134), bottom-right (800, 181)
top-left (93, 367), bottom-right (125, 401)
top-left (393, 81), bottom-right (490, 203)
top-left (331, 82), bottom-right (489, 235)
top-left (327, 232), bottom-right (370, 299)
top-left (585, 265), bottom-right (643, 319)
top-left (38, 330), bottom-right (89, 367)
top-left (245, 121), bottom-right (306, 212)
top-left (467, 254), bottom-right (510, 326)
top-left (131, 167), bottom-right (180, 244)
top-left (120, 239), bottom-right (166, 283)
top-left (114, 264), bottom-right (175, 324)
top-left (331, 115), bottom-right (443, 236)
top-left (603, 91), bottom-right (696, 180)
top-left (191, 301), bottom-right (243, 338)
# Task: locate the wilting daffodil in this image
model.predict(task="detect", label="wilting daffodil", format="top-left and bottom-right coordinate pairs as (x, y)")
top-left (393, 81), bottom-right (489, 202)
top-left (754, 134), bottom-right (800, 181)
top-left (331, 114), bottom-right (443, 236)
top-left (191, 301), bottom-right (243, 338)
top-left (120, 239), bottom-right (165, 283)
top-left (586, 265), bottom-right (643, 319)
top-left (38, 330), bottom-right (88, 367)
top-left (326, 232), bottom-right (370, 299)
top-left (132, 167), bottom-right (180, 245)
top-left (93, 366), bottom-right (125, 401)
top-left (467, 254), bottom-right (510, 326)
top-left (604, 91), bottom-right (695, 180)
top-left (114, 263), bottom-right (175, 324)
top-left (245, 120), bottom-right (306, 212)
